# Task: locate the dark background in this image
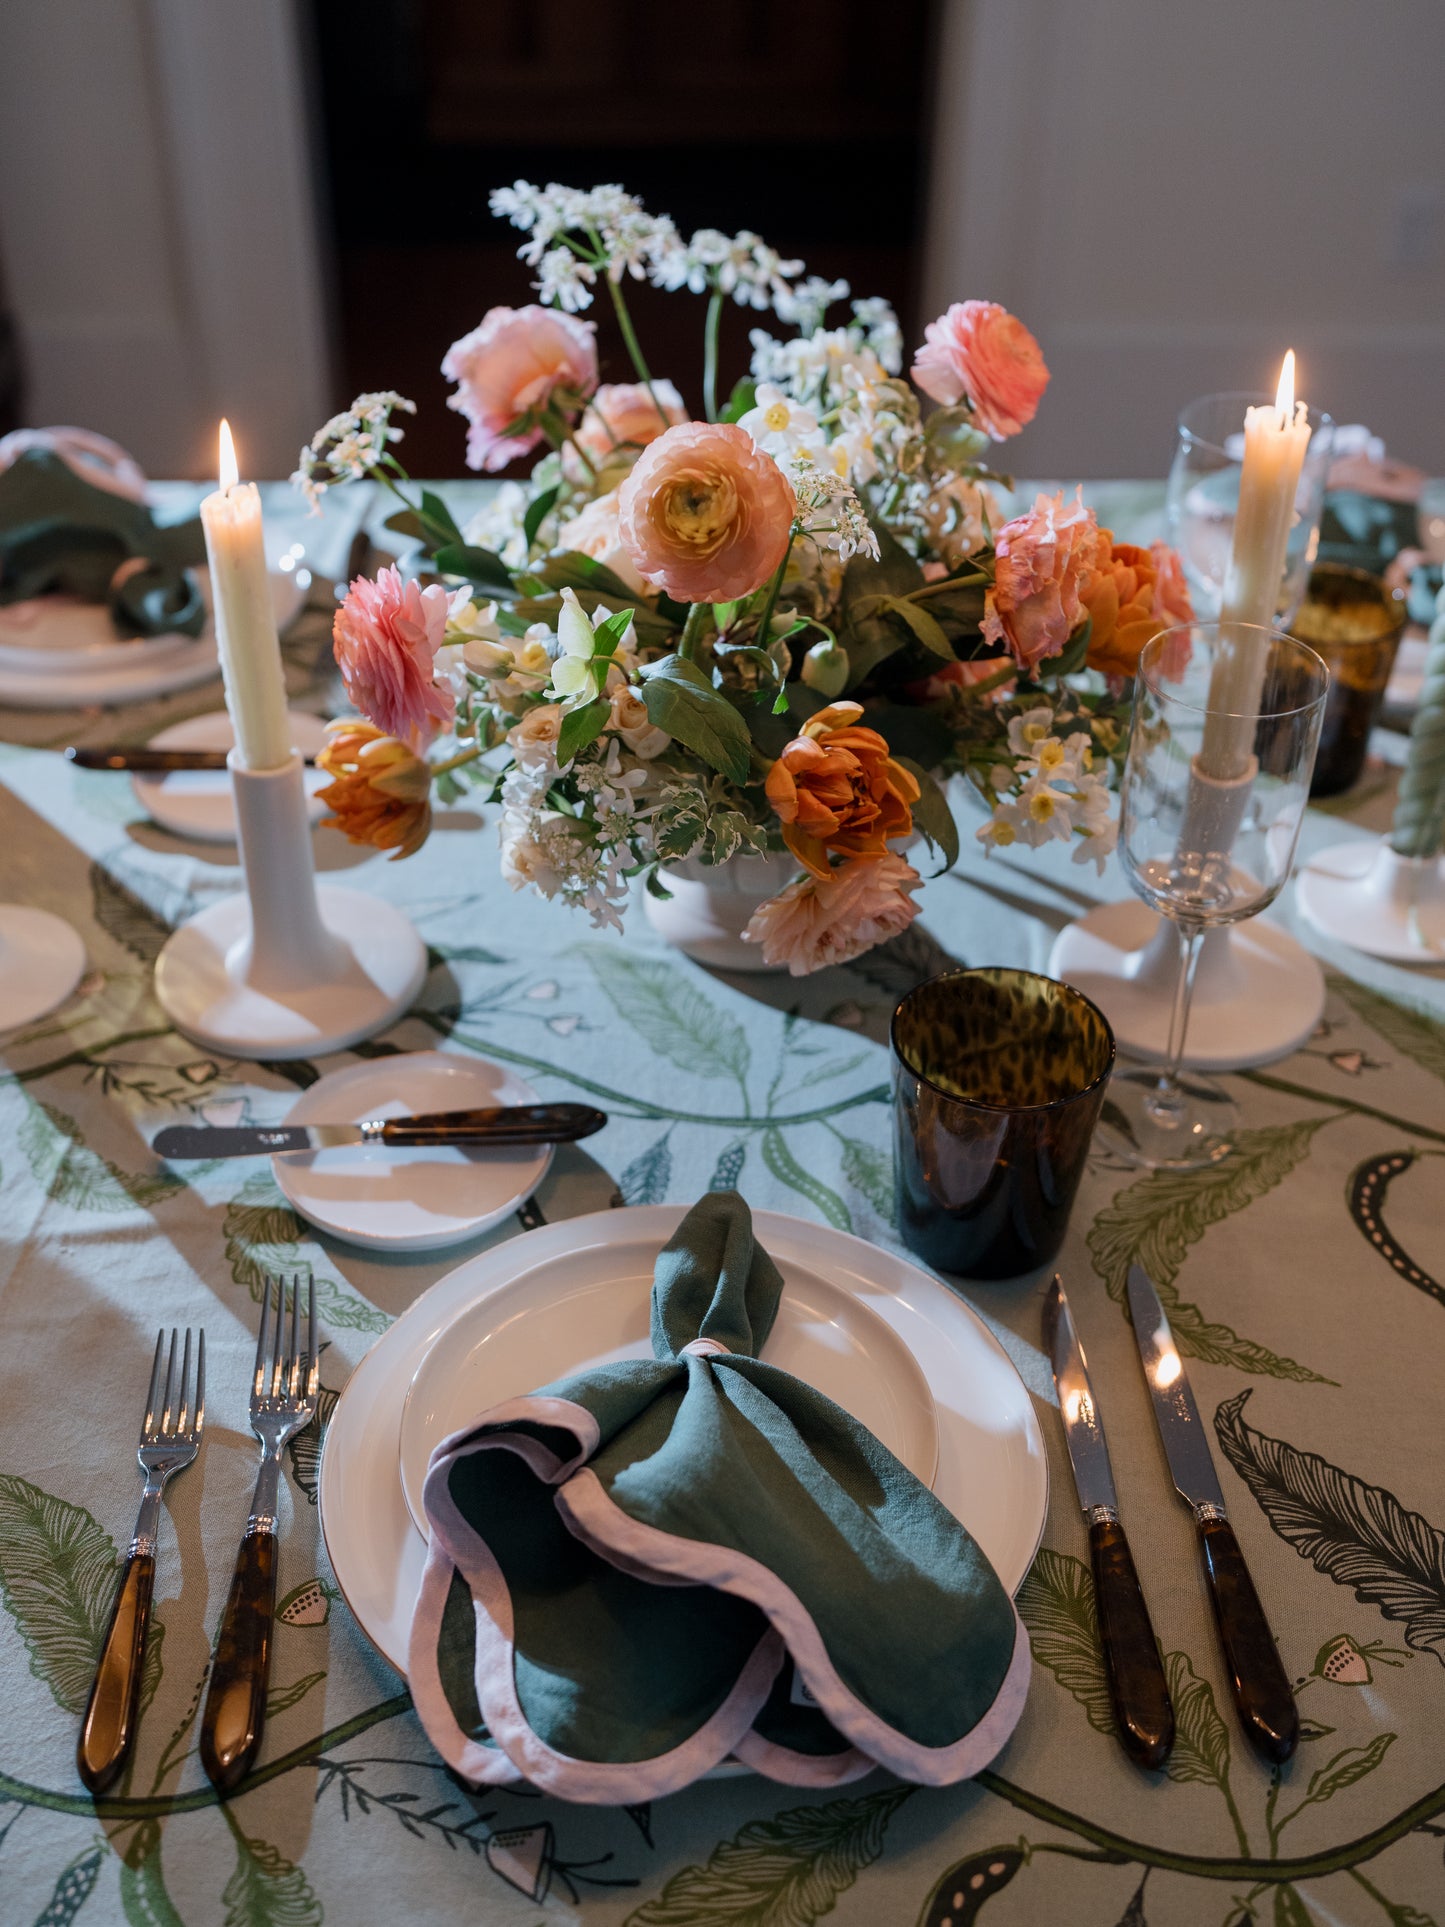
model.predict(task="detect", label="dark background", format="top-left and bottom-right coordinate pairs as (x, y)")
top-left (310, 0), bottom-right (939, 474)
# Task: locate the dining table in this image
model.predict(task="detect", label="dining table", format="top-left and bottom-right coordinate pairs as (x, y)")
top-left (2, 479), bottom-right (1442, 1927)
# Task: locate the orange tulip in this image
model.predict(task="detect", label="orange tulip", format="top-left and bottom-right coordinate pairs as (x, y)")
top-left (316, 719), bottom-right (432, 860)
top-left (765, 700), bottom-right (920, 880)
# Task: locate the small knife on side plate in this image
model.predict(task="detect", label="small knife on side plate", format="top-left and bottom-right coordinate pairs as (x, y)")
top-left (1126, 1263), bottom-right (1299, 1765)
top-left (1044, 1275), bottom-right (1175, 1770)
top-left (65, 746), bottom-right (320, 772)
top-left (152, 1103), bottom-right (607, 1161)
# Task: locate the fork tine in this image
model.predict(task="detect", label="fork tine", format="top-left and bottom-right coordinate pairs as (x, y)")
top-left (253, 1277), bottom-right (273, 1401)
top-left (287, 1272), bottom-right (302, 1397)
top-left (161, 1329), bottom-right (180, 1436)
top-left (269, 1276), bottom-right (287, 1400)
top-left (307, 1276), bottom-right (318, 1399)
top-left (194, 1329), bottom-right (206, 1437)
top-left (141, 1329), bottom-right (166, 1443)
top-left (176, 1328), bottom-right (193, 1435)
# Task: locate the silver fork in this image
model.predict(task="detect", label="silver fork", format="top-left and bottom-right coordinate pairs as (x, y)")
top-left (200, 1274), bottom-right (318, 1794)
top-left (78, 1328), bottom-right (205, 1794)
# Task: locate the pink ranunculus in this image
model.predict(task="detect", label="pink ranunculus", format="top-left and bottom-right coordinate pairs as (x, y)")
top-left (743, 853), bottom-right (922, 976)
top-left (442, 306), bottom-right (598, 474)
top-left (568, 380), bottom-right (688, 476)
top-left (911, 301), bottom-right (1049, 440)
top-left (332, 565), bottom-right (455, 748)
top-left (616, 421), bottom-right (795, 604)
top-left (982, 488), bottom-right (1104, 672)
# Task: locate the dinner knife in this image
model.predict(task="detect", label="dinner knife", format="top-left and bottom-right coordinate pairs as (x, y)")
top-left (66, 746), bottom-right (318, 772)
top-left (1044, 1276), bottom-right (1175, 1770)
top-left (1126, 1263), bottom-right (1299, 1765)
top-left (152, 1102), bottom-right (607, 1160)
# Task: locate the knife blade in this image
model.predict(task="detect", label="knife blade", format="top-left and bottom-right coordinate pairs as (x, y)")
top-left (152, 1103), bottom-right (607, 1161)
top-left (1126, 1263), bottom-right (1298, 1764)
top-left (1044, 1276), bottom-right (1174, 1770)
top-left (66, 747), bottom-right (318, 772)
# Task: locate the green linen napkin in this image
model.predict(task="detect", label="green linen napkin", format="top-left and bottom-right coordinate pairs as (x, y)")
top-left (0, 449), bottom-right (206, 637)
top-left (409, 1192), bottom-right (1029, 1801)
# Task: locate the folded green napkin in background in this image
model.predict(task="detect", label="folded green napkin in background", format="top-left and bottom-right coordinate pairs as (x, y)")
top-left (409, 1191), bottom-right (1029, 1802)
top-left (0, 449), bottom-right (206, 638)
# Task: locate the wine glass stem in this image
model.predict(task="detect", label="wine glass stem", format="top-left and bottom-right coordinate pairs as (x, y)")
top-left (1151, 920), bottom-right (1205, 1121)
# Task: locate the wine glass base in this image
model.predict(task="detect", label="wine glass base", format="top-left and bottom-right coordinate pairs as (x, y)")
top-left (1099, 1064), bottom-right (1239, 1170)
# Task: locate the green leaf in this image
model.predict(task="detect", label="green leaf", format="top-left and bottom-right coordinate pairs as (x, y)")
top-left (621, 1784), bottom-right (913, 1927)
top-left (419, 488), bottom-right (463, 545)
top-left (592, 606), bottom-right (635, 657)
top-left (709, 1139), bottom-right (747, 1191)
top-left (287, 1384), bottom-right (340, 1507)
top-left (719, 377), bottom-right (757, 425)
top-left (895, 757), bottom-right (959, 873)
top-left (120, 1825), bottom-right (184, 1927)
top-left (264, 1669), bottom-right (326, 1720)
top-left (1300, 1731), bottom-right (1396, 1807)
top-left (521, 483), bottom-right (560, 550)
top-left (531, 550), bottom-right (643, 602)
top-left (222, 1833), bottom-right (323, 1927)
top-left (1215, 1389), bottom-right (1445, 1663)
top-left (224, 1171), bottom-right (388, 1332)
top-left (761, 1128), bottom-right (852, 1233)
top-left (916, 1848), bottom-right (1025, 1924)
top-left (1015, 1548), bottom-right (1114, 1737)
top-left (20, 1098), bottom-right (186, 1215)
top-left (557, 696), bottom-right (612, 767)
top-left (1164, 1650), bottom-right (1232, 1793)
top-left (1087, 1120), bottom-right (1335, 1382)
top-left (430, 543), bottom-right (515, 595)
top-left (1329, 974), bottom-right (1445, 1085)
top-left (876, 594), bottom-right (954, 659)
top-left (381, 507), bottom-right (429, 543)
top-left (0, 1474), bottom-right (164, 1715)
top-left (584, 948), bottom-right (751, 1085)
top-left (640, 656), bottom-right (752, 784)
top-left (839, 1135), bottom-right (893, 1218)
top-left (861, 703), bottom-right (954, 771)
top-left (621, 1132), bottom-right (673, 1205)
top-left (31, 1844), bottom-right (105, 1927)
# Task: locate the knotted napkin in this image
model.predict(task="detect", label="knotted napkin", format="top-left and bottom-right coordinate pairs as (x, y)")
top-left (409, 1192), bottom-right (1030, 1801)
top-left (0, 449), bottom-right (205, 637)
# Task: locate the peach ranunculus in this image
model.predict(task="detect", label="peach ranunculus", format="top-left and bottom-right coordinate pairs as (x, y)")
top-left (981, 488), bottom-right (1102, 673)
top-left (1080, 535), bottom-right (1195, 679)
top-left (443, 305), bottom-right (598, 473)
top-left (333, 565), bottom-right (456, 747)
top-left (316, 720), bottom-right (432, 860)
top-left (764, 700), bottom-right (920, 879)
top-left (617, 421), bottom-right (795, 603)
top-left (743, 853), bottom-right (922, 975)
top-left (911, 301), bottom-right (1049, 441)
top-left (566, 380), bottom-right (688, 478)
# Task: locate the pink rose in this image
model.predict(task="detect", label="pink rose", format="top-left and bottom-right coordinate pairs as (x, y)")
top-left (567, 380), bottom-right (688, 477)
top-left (982, 488), bottom-right (1103, 672)
top-left (911, 301), bottom-right (1049, 440)
top-left (442, 306), bottom-right (598, 473)
top-left (743, 853), bottom-right (922, 976)
top-left (333, 565), bottom-right (455, 748)
top-left (617, 422), bottom-right (795, 604)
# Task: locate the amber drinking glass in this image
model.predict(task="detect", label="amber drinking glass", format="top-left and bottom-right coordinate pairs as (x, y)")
top-left (1290, 564), bottom-right (1408, 797)
top-left (892, 968), bottom-right (1115, 1280)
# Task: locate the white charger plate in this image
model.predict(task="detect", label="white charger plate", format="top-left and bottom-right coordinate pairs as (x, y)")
top-left (319, 1205), bottom-right (1048, 1680)
top-left (273, 1052), bottom-right (553, 1253)
top-left (396, 1247), bottom-right (939, 1538)
top-left (132, 709), bottom-right (331, 842)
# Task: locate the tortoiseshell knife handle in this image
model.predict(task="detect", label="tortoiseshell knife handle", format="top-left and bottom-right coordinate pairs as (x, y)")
top-left (382, 1103), bottom-right (606, 1145)
top-left (77, 1549), bottom-right (155, 1794)
top-left (1198, 1514), bottom-right (1299, 1764)
top-left (1089, 1514), bottom-right (1175, 1771)
top-left (200, 1529), bottom-right (277, 1795)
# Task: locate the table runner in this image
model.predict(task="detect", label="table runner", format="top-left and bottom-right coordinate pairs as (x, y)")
top-left (1, 485), bottom-right (1442, 1925)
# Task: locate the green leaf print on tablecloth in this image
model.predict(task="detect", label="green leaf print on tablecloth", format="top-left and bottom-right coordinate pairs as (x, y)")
top-left (621, 1785), bottom-right (914, 1927)
top-left (709, 1140), bottom-right (747, 1191)
top-left (1014, 1548), bottom-right (1114, 1738)
top-left (0, 1475), bottom-right (164, 1715)
top-left (621, 1131), bottom-right (673, 1204)
top-left (761, 1127), bottom-right (852, 1232)
top-left (20, 1098), bottom-right (186, 1214)
top-left (1163, 1651), bottom-right (1232, 1796)
top-left (584, 948), bottom-right (752, 1094)
top-left (838, 1133), bottom-right (894, 1218)
top-left (220, 1827), bottom-right (323, 1927)
top-left (1088, 1119), bottom-right (1335, 1382)
top-left (1215, 1391), bottom-right (1445, 1661)
top-left (1329, 975), bottom-right (1445, 1085)
top-left (31, 1843), bottom-right (105, 1927)
top-left (119, 1821), bottom-right (185, 1927)
top-left (223, 1170), bottom-right (389, 1334)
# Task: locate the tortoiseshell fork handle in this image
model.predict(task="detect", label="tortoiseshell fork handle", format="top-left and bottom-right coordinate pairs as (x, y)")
top-left (77, 1550), bottom-right (155, 1793)
top-left (1198, 1515), bottom-right (1299, 1764)
top-left (1089, 1514), bottom-right (1175, 1771)
top-left (200, 1529), bottom-right (277, 1795)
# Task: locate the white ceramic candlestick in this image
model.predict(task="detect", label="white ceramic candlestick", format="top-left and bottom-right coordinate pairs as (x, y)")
top-left (0, 905), bottom-right (86, 1031)
top-left (153, 750), bottom-right (427, 1060)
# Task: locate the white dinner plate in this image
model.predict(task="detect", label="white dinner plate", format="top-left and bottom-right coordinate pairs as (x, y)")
top-left (396, 1245), bottom-right (940, 1539)
top-left (319, 1205), bottom-right (1048, 1681)
top-left (132, 708), bottom-right (331, 842)
top-left (273, 1052), bottom-right (554, 1253)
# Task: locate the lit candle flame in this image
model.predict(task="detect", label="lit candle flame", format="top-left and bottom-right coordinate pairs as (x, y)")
top-left (218, 419), bottom-right (239, 492)
top-left (1274, 350), bottom-right (1296, 423)
top-left (1154, 1346), bottom-right (1182, 1389)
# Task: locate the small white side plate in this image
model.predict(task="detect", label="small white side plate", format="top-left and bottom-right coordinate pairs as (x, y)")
top-left (397, 1248), bottom-right (939, 1537)
top-left (132, 710), bottom-right (331, 842)
top-left (272, 1051), bottom-right (554, 1253)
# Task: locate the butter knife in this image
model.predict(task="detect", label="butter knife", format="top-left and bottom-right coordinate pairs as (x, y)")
top-left (66, 746), bottom-right (319, 772)
top-left (153, 1102), bottom-right (606, 1160)
top-left (1044, 1276), bottom-right (1174, 1770)
top-left (1126, 1263), bottom-right (1299, 1764)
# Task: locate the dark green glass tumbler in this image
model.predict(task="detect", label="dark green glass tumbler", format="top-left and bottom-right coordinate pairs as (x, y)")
top-left (892, 968), bottom-right (1115, 1280)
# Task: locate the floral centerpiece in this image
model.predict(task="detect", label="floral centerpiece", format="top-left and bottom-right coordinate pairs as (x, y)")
top-left (295, 182), bottom-right (1190, 974)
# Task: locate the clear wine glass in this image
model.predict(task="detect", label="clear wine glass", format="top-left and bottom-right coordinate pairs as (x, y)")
top-left (1100, 622), bottom-right (1329, 1169)
top-left (1166, 394), bottom-right (1334, 624)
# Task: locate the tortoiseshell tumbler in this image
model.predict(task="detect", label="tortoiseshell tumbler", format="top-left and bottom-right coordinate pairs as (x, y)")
top-left (892, 968), bottom-right (1115, 1280)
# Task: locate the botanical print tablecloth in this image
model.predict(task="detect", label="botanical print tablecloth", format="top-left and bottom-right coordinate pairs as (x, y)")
top-left (1, 486), bottom-right (1443, 1926)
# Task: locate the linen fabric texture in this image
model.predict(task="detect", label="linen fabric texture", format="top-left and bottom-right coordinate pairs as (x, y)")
top-left (409, 1191), bottom-right (1030, 1800)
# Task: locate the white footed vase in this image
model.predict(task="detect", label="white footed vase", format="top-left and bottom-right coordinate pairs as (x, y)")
top-left (642, 849), bottom-right (801, 972)
top-left (154, 751), bottom-right (427, 1059)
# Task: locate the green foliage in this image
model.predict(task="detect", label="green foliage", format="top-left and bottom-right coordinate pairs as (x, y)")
top-left (719, 378), bottom-right (757, 424)
top-left (557, 697), bottom-right (612, 767)
top-left (838, 523), bottom-right (927, 688)
top-left (223, 1170), bottom-right (390, 1333)
top-left (19, 1099), bottom-right (186, 1215)
top-left (585, 948), bottom-right (752, 1086)
top-left (640, 656), bottom-right (752, 784)
top-left (1329, 974), bottom-right (1445, 1085)
top-left (895, 757), bottom-right (960, 873)
top-left (221, 1833), bottom-right (323, 1927)
top-left (652, 774), bottom-right (770, 867)
top-left (429, 542), bottom-right (515, 596)
top-left (522, 483), bottom-right (561, 549)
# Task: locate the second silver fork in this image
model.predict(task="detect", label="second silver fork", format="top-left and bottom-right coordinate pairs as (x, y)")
top-left (200, 1274), bottom-right (318, 1795)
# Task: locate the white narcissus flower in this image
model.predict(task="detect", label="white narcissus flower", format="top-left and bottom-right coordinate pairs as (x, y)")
top-left (1006, 707), bottom-right (1055, 759)
top-left (551, 587), bottom-right (597, 701)
top-left (738, 384), bottom-right (824, 460)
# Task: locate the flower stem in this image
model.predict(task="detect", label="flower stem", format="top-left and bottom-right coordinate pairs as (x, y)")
top-left (677, 602), bottom-right (710, 662)
top-left (753, 530), bottom-right (798, 647)
top-left (606, 276), bottom-right (671, 429)
top-left (429, 745), bottom-right (484, 776)
top-left (703, 289), bottom-right (724, 422)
